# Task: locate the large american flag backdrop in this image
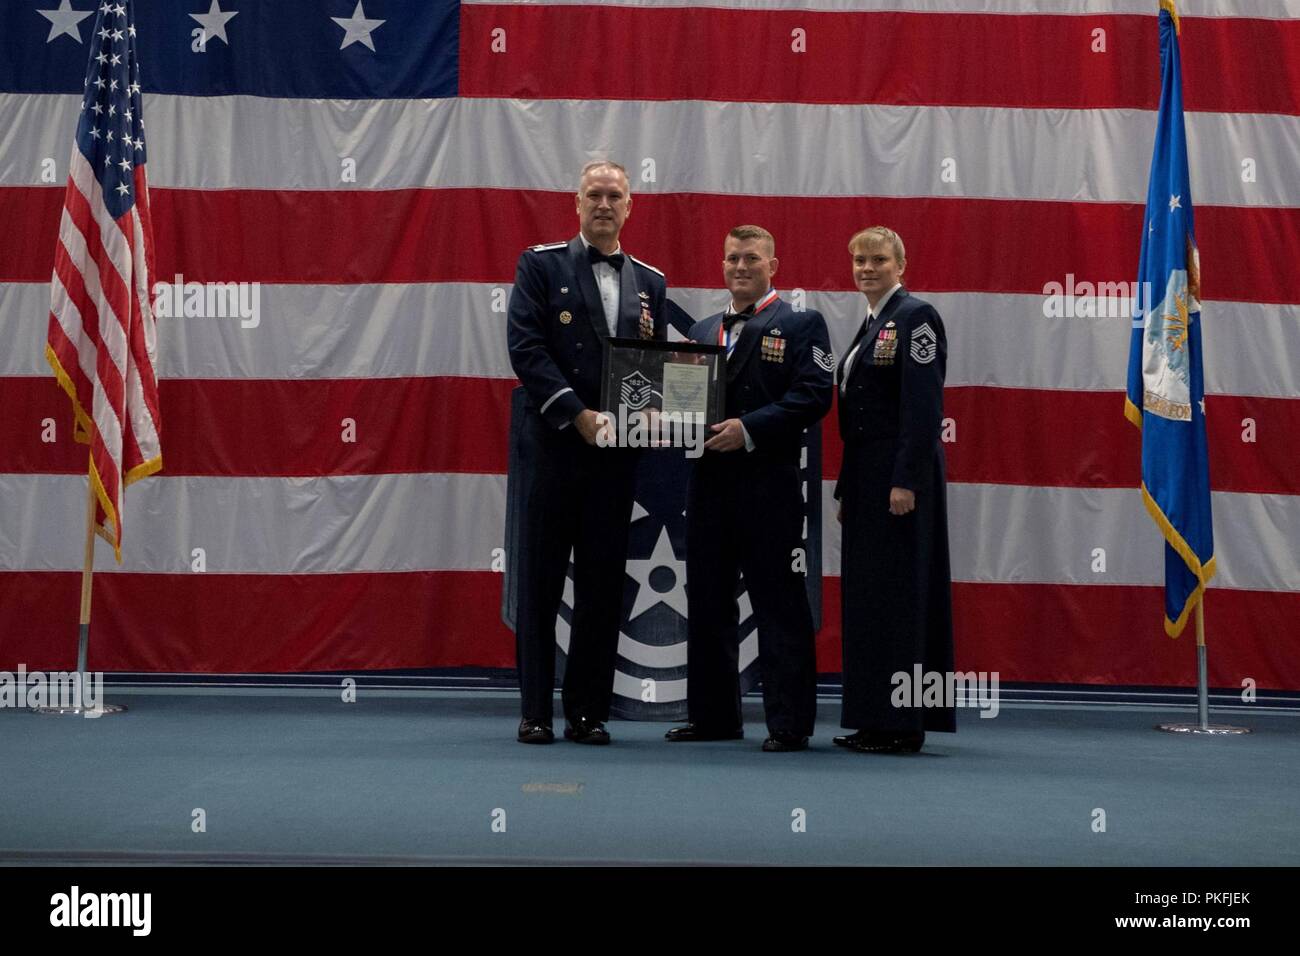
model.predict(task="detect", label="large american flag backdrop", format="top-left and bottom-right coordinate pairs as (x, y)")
top-left (1, 1), bottom-right (1297, 690)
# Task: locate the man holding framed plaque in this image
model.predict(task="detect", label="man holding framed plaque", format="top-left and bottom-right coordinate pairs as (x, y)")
top-left (665, 226), bottom-right (835, 752)
top-left (506, 161), bottom-right (667, 745)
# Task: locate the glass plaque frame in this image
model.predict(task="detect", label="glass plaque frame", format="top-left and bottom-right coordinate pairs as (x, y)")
top-left (600, 337), bottom-right (726, 430)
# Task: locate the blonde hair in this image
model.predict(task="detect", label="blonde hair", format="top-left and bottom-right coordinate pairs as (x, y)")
top-left (848, 226), bottom-right (905, 266)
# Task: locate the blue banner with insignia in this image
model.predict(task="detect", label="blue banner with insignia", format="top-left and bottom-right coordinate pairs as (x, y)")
top-left (1124, 1), bottom-right (1215, 637)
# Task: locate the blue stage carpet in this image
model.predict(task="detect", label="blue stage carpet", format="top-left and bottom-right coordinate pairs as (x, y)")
top-left (2, 691), bottom-right (1296, 865)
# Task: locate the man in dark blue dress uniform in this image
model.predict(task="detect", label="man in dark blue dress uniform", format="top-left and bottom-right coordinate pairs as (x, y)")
top-left (665, 226), bottom-right (834, 752)
top-left (507, 161), bottom-right (667, 745)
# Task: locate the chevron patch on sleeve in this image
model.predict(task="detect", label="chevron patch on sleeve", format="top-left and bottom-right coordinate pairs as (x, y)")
top-left (910, 322), bottom-right (937, 364)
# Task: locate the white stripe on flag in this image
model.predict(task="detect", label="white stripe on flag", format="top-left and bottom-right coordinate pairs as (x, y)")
top-left (5, 94), bottom-right (1299, 207)
top-left (1, 473), bottom-right (1297, 593)
top-left (10, 282), bottom-right (1300, 398)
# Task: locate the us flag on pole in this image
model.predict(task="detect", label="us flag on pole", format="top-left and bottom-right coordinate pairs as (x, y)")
top-left (44, 0), bottom-right (161, 562)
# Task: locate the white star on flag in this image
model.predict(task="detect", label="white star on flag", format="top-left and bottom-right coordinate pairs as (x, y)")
top-left (190, 0), bottom-right (237, 46)
top-left (1169, 194), bottom-right (1182, 212)
top-left (37, 0), bottom-right (93, 43)
top-left (623, 526), bottom-right (690, 621)
top-left (332, 1), bottom-right (385, 51)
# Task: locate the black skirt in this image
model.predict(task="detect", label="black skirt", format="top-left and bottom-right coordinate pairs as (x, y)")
top-left (839, 436), bottom-right (956, 733)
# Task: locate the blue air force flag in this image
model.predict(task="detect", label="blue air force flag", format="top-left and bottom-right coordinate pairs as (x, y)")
top-left (1124, 1), bottom-right (1216, 637)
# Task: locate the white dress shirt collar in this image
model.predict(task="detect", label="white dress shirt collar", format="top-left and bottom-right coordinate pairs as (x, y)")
top-left (726, 286), bottom-right (771, 316)
top-left (577, 232), bottom-right (622, 257)
top-left (867, 282), bottom-right (903, 321)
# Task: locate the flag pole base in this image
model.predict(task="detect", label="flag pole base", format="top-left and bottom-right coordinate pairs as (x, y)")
top-left (32, 703), bottom-right (128, 716)
top-left (1155, 722), bottom-right (1250, 735)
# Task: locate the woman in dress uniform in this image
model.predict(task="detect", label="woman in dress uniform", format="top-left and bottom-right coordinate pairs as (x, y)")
top-left (832, 226), bottom-right (955, 753)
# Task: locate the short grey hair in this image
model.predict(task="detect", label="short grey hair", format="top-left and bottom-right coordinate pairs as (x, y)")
top-left (577, 161), bottom-right (630, 195)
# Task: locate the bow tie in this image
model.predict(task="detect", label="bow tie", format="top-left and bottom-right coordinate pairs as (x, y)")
top-left (728, 305), bottom-right (755, 322)
top-left (588, 248), bottom-right (625, 270)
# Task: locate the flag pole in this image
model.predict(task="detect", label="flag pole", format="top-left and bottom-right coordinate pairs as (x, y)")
top-left (40, 0), bottom-right (154, 717)
top-left (76, 466), bottom-right (95, 678)
top-left (1157, 593), bottom-right (1247, 736)
top-left (1195, 597), bottom-right (1208, 730)
top-left (34, 463), bottom-right (127, 716)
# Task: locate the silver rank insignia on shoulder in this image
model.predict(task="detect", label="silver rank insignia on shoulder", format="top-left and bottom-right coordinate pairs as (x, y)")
top-left (531, 241), bottom-right (566, 252)
top-left (910, 322), bottom-right (937, 364)
top-left (559, 311), bottom-right (573, 325)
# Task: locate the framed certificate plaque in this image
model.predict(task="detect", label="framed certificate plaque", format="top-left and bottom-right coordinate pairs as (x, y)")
top-left (599, 337), bottom-right (726, 429)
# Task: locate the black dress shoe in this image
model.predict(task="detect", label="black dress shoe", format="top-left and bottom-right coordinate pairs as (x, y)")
top-left (761, 732), bottom-right (809, 752)
top-left (563, 717), bottom-right (611, 745)
top-left (833, 730), bottom-right (870, 748)
top-left (517, 719), bottom-right (554, 744)
top-left (664, 723), bottom-right (744, 742)
top-left (846, 731), bottom-right (924, 754)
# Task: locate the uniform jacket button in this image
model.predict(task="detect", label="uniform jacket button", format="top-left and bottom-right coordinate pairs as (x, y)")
top-left (576, 343), bottom-right (584, 350)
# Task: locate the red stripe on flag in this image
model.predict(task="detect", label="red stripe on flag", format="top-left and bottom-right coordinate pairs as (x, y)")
top-left (818, 578), bottom-right (1300, 690)
top-left (823, 390), bottom-right (1299, 493)
top-left (45, 313), bottom-right (94, 405)
top-left (115, 218), bottom-right (147, 474)
top-left (64, 175), bottom-right (134, 348)
top-left (4, 187), bottom-right (1297, 304)
top-left (51, 224), bottom-right (122, 415)
top-left (131, 169), bottom-right (162, 466)
top-left (3, 570), bottom-right (1296, 688)
top-left (0, 569), bottom-right (516, 673)
top-left (3, 376), bottom-right (1298, 495)
top-left (0, 375), bottom-right (515, 477)
top-left (459, 7), bottom-right (1300, 115)
top-left (56, 186), bottom-right (129, 545)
